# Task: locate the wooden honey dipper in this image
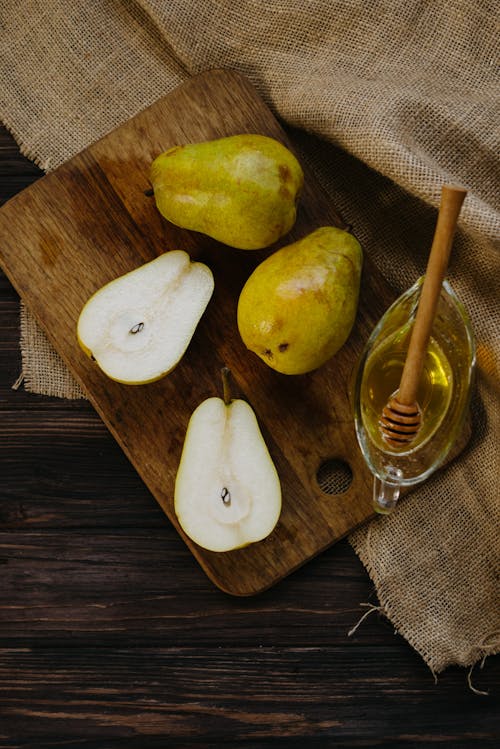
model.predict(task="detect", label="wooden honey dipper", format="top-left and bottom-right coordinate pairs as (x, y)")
top-left (380, 184), bottom-right (467, 448)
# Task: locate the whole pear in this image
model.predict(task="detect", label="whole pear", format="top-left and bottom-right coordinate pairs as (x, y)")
top-left (150, 134), bottom-right (303, 250)
top-left (237, 226), bottom-right (363, 374)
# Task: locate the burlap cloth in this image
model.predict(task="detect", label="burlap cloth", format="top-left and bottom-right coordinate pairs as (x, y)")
top-left (1, 1), bottom-right (499, 677)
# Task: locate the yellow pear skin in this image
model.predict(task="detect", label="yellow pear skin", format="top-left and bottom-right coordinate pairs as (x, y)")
top-left (150, 134), bottom-right (303, 250)
top-left (237, 227), bottom-right (363, 374)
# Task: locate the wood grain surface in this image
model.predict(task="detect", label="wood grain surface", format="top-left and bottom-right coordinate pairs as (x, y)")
top-left (0, 69), bottom-right (395, 595)
top-left (0, 124), bottom-right (498, 749)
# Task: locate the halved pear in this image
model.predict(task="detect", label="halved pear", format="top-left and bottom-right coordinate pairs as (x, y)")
top-left (77, 250), bottom-right (214, 384)
top-left (174, 371), bottom-right (282, 552)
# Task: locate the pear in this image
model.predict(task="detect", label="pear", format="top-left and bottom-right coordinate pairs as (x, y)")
top-left (174, 369), bottom-right (282, 552)
top-left (150, 134), bottom-right (303, 250)
top-left (77, 250), bottom-right (214, 384)
top-left (237, 226), bottom-right (363, 375)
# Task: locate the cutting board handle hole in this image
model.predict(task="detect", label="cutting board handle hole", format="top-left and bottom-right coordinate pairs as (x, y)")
top-left (316, 459), bottom-right (353, 496)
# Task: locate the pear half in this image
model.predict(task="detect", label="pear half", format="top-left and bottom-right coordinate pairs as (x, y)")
top-left (174, 381), bottom-right (282, 552)
top-left (77, 250), bottom-right (214, 384)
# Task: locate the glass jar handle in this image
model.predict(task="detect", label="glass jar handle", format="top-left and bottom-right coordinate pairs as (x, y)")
top-left (373, 466), bottom-right (404, 514)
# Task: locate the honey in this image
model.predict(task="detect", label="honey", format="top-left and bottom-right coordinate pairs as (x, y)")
top-left (353, 278), bottom-right (475, 493)
top-left (360, 323), bottom-right (454, 454)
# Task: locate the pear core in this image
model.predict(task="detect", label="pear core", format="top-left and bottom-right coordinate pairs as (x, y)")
top-left (237, 226), bottom-right (363, 375)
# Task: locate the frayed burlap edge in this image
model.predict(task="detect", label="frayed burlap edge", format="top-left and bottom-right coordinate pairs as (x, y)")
top-left (349, 521), bottom-right (500, 684)
top-left (1, 113), bottom-right (56, 173)
top-left (18, 300), bottom-right (86, 400)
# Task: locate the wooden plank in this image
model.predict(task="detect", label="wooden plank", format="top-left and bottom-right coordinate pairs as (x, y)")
top-left (0, 530), bottom-right (378, 645)
top-left (0, 647), bottom-right (498, 748)
top-left (0, 130), bottom-right (42, 199)
top-left (0, 69), bottom-right (395, 595)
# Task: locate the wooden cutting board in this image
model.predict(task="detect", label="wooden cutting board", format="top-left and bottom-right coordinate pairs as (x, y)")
top-left (0, 69), bottom-right (397, 595)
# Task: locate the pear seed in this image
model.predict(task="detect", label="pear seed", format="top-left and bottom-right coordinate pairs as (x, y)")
top-left (221, 487), bottom-right (231, 506)
top-left (130, 322), bottom-right (145, 335)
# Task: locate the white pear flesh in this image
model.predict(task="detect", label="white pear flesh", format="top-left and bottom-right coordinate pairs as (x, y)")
top-left (174, 397), bottom-right (282, 552)
top-left (77, 251), bottom-right (214, 384)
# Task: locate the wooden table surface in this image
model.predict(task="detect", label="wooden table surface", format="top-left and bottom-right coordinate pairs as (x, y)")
top-left (0, 125), bottom-right (498, 748)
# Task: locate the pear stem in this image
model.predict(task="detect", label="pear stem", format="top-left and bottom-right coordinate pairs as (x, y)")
top-left (221, 367), bottom-right (232, 405)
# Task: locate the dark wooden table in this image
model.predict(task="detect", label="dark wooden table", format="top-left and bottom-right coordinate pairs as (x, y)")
top-left (0, 125), bottom-right (498, 748)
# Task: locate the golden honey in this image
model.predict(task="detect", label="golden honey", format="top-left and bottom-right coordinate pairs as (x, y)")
top-left (360, 324), bottom-right (454, 454)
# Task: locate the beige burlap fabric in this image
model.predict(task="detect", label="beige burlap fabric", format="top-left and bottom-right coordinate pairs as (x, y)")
top-left (1, 1), bottom-right (499, 675)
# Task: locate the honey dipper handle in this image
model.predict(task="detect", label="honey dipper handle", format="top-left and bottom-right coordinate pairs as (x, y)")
top-left (397, 185), bottom-right (467, 406)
